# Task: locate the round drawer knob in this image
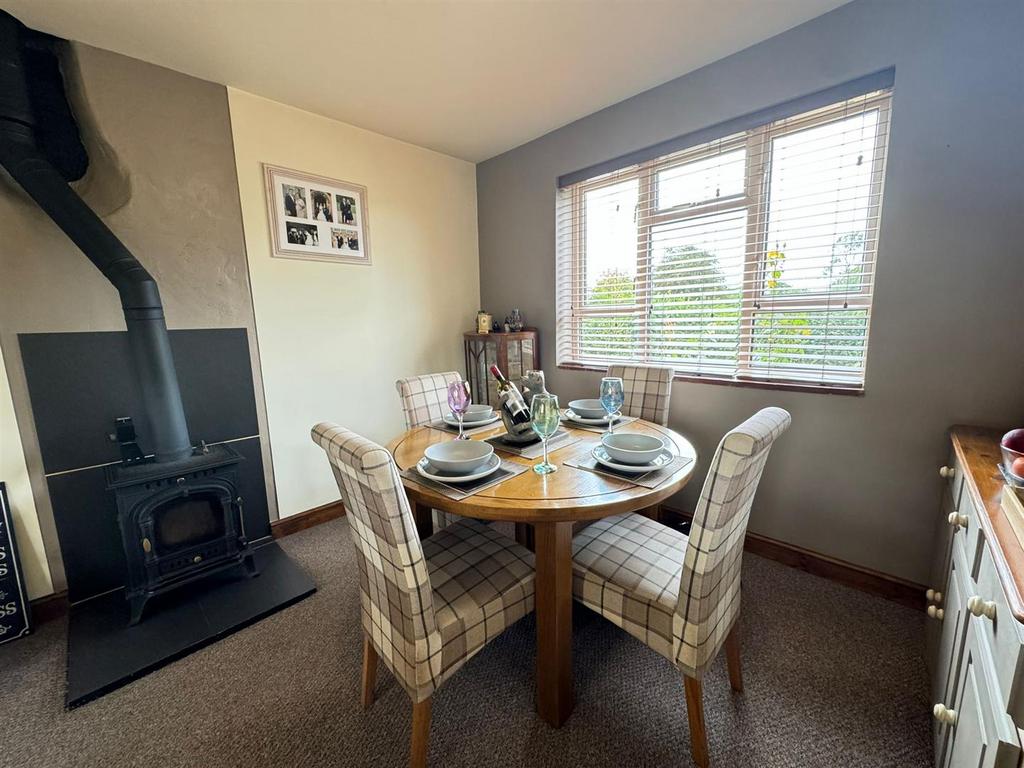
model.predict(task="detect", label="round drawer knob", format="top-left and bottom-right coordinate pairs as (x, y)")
top-left (967, 595), bottom-right (997, 620)
top-left (933, 703), bottom-right (957, 726)
top-left (939, 466), bottom-right (956, 479)
top-left (927, 605), bottom-right (945, 620)
top-left (948, 512), bottom-right (969, 530)
top-left (926, 589), bottom-right (944, 604)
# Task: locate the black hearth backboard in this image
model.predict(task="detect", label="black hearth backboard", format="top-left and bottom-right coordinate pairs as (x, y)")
top-left (19, 328), bottom-right (260, 473)
top-left (19, 328), bottom-right (273, 602)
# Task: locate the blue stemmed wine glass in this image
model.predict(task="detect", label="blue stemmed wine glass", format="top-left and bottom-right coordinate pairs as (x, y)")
top-left (530, 393), bottom-right (560, 474)
top-left (600, 377), bottom-right (624, 434)
top-left (447, 380), bottom-right (471, 440)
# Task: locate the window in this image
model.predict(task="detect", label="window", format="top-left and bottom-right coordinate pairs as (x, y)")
top-left (555, 88), bottom-right (892, 390)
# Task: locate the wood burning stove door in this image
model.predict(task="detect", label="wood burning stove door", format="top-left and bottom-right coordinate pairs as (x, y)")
top-left (122, 478), bottom-right (256, 624)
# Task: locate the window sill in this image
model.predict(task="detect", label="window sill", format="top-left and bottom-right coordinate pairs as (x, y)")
top-left (557, 363), bottom-right (865, 397)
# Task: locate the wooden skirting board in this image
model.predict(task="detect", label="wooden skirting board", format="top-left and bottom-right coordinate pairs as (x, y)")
top-left (270, 500), bottom-right (346, 538)
top-left (660, 505), bottom-right (926, 611)
top-left (30, 590), bottom-right (69, 626)
top-left (32, 498), bottom-right (922, 623)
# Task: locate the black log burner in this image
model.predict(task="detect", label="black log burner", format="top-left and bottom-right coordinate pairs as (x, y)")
top-left (108, 443), bottom-right (257, 625)
top-left (0, 12), bottom-right (258, 625)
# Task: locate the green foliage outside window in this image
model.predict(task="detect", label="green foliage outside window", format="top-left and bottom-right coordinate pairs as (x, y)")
top-left (581, 233), bottom-right (868, 371)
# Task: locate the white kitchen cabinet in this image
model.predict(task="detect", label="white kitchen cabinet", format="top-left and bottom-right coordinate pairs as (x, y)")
top-left (929, 428), bottom-right (1024, 767)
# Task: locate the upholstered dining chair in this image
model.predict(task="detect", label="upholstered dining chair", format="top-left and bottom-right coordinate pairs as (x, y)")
top-left (571, 407), bottom-right (791, 767)
top-left (396, 371), bottom-right (463, 431)
top-left (395, 371), bottom-right (463, 530)
top-left (601, 364), bottom-right (675, 526)
top-left (606, 363), bottom-right (675, 426)
top-left (312, 423), bottom-right (536, 768)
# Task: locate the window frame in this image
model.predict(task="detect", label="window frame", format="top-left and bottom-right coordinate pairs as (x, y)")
top-left (560, 91), bottom-right (892, 393)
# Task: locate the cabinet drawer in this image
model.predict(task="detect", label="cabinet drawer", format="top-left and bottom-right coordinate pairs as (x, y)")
top-left (950, 450), bottom-right (966, 512)
top-left (934, 536), bottom-right (971, 763)
top-left (974, 543), bottom-right (1024, 721)
top-left (938, 616), bottom-right (1020, 768)
top-left (956, 487), bottom-right (985, 578)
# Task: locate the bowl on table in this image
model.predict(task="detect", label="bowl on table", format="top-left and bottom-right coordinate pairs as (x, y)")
top-left (459, 404), bottom-right (495, 423)
top-left (424, 440), bottom-right (495, 474)
top-left (569, 399), bottom-right (608, 420)
top-left (600, 432), bottom-right (666, 465)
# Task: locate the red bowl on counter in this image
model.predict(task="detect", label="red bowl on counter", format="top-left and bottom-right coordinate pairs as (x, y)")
top-left (1001, 429), bottom-right (1024, 481)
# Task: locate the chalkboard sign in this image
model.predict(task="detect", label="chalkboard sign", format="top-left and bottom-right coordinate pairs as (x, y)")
top-left (0, 482), bottom-right (32, 645)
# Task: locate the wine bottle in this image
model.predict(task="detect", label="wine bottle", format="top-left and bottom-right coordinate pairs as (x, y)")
top-left (489, 364), bottom-right (532, 426)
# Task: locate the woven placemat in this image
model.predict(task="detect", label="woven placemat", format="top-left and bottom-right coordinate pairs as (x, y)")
top-left (560, 412), bottom-right (638, 434)
top-left (400, 459), bottom-right (528, 501)
top-left (484, 429), bottom-right (579, 459)
top-left (427, 417), bottom-right (502, 437)
top-left (564, 451), bottom-right (693, 489)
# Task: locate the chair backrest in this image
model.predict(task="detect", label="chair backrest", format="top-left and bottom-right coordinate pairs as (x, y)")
top-left (395, 371), bottom-right (463, 429)
top-left (606, 364), bottom-right (674, 425)
top-left (673, 407), bottom-right (791, 677)
top-left (311, 423), bottom-right (442, 698)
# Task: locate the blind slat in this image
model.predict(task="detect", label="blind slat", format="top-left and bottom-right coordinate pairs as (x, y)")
top-left (555, 87), bottom-right (892, 388)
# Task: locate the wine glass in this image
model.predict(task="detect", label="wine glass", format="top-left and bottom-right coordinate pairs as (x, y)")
top-left (530, 393), bottom-right (560, 474)
top-left (447, 380), bottom-right (471, 440)
top-left (600, 377), bottom-right (624, 433)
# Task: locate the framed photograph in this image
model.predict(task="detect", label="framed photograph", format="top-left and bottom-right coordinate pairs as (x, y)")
top-left (263, 164), bottom-right (371, 265)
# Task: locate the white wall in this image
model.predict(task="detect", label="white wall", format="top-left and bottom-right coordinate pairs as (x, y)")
top-left (229, 89), bottom-right (480, 517)
top-left (0, 344), bottom-right (52, 600)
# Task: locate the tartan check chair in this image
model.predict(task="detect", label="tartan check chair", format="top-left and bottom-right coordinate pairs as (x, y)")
top-left (607, 364), bottom-right (675, 426)
top-left (395, 371), bottom-right (463, 531)
top-left (571, 407), bottom-right (791, 767)
top-left (312, 423), bottom-right (536, 768)
top-left (603, 364), bottom-right (675, 526)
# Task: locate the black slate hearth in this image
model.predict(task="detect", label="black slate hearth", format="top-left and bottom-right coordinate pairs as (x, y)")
top-left (66, 540), bottom-right (314, 708)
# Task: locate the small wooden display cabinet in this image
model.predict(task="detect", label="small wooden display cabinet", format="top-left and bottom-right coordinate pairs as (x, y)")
top-left (464, 329), bottom-right (539, 409)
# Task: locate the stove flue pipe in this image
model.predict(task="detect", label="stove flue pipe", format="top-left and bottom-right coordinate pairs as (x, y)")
top-left (0, 12), bottom-right (193, 462)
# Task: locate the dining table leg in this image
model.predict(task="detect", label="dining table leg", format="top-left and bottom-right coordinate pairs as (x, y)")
top-left (533, 520), bottom-right (574, 727)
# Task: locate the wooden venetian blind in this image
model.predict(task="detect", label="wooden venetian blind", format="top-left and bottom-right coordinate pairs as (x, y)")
top-left (555, 81), bottom-right (893, 390)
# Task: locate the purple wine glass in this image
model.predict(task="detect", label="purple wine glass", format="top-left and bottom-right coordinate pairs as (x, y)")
top-left (447, 380), bottom-right (472, 440)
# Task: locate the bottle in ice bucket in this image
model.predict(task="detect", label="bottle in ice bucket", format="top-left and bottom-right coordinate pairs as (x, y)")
top-left (489, 364), bottom-right (536, 443)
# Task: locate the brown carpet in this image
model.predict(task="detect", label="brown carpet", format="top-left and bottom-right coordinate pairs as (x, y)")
top-left (0, 518), bottom-right (932, 767)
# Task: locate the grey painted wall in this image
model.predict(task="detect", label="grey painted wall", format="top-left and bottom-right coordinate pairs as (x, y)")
top-left (0, 42), bottom-right (276, 594)
top-left (477, 0), bottom-right (1024, 583)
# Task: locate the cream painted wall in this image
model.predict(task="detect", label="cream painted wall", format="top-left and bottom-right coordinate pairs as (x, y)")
top-left (0, 344), bottom-right (52, 600)
top-left (228, 89), bottom-right (480, 517)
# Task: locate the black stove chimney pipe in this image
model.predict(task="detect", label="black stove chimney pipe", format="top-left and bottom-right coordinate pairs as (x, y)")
top-left (0, 12), bottom-right (193, 462)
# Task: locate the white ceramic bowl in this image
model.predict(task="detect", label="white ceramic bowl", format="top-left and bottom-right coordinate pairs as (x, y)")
top-left (569, 399), bottom-right (607, 419)
top-left (600, 433), bottom-right (665, 465)
top-left (460, 404), bottom-right (495, 423)
top-left (424, 440), bottom-right (494, 473)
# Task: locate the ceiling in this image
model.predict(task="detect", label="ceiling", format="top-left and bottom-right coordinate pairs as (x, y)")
top-left (2, 0), bottom-right (850, 162)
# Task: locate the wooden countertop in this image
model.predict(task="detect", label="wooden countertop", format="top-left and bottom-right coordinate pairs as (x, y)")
top-left (951, 425), bottom-right (1024, 623)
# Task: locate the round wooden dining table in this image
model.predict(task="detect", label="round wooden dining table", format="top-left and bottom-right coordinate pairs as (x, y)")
top-left (387, 417), bottom-right (697, 728)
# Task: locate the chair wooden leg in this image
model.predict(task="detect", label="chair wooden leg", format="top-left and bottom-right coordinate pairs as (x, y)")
top-left (412, 500), bottom-right (433, 540)
top-left (724, 623), bottom-right (743, 693)
top-left (361, 636), bottom-right (378, 709)
top-left (410, 697), bottom-right (432, 768)
top-left (683, 676), bottom-right (710, 768)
